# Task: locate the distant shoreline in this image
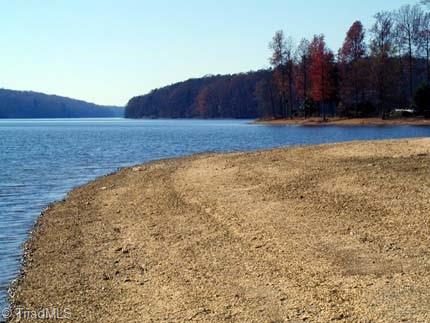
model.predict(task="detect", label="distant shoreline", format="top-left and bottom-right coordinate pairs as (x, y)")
top-left (8, 138), bottom-right (430, 322)
top-left (254, 117), bottom-right (430, 126)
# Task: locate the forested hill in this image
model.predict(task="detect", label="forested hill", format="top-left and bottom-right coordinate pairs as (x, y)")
top-left (0, 89), bottom-right (124, 118)
top-left (125, 71), bottom-right (271, 119)
top-left (127, 3), bottom-right (430, 121)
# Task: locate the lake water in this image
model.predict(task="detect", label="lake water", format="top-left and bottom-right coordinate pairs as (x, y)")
top-left (1, 118), bottom-right (430, 316)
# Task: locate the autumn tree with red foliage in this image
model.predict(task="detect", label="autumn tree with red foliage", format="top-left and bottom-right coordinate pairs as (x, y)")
top-left (309, 35), bottom-right (336, 120)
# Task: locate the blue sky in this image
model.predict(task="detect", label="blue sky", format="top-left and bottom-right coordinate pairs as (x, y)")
top-left (0, 0), bottom-right (416, 106)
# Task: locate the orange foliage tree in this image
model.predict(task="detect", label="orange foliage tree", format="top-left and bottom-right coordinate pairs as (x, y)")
top-left (309, 35), bottom-right (336, 120)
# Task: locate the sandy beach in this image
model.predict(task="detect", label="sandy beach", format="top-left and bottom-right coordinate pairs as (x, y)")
top-left (9, 139), bottom-right (430, 322)
top-left (254, 118), bottom-right (430, 126)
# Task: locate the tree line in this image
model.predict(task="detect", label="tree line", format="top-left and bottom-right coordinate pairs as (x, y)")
top-left (261, 3), bottom-right (430, 119)
top-left (126, 3), bottom-right (430, 120)
top-left (0, 89), bottom-right (123, 118)
top-left (125, 71), bottom-right (268, 118)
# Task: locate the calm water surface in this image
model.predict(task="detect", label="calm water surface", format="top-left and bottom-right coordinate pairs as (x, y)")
top-left (1, 118), bottom-right (430, 315)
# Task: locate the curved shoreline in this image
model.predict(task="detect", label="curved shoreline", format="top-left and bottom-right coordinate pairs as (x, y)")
top-left (8, 139), bottom-right (430, 322)
top-left (254, 117), bottom-right (430, 126)
top-left (6, 168), bottom-right (125, 318)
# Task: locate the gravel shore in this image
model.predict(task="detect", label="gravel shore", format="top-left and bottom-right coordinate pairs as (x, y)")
top-left (9, 139), bottom-right (430, 322)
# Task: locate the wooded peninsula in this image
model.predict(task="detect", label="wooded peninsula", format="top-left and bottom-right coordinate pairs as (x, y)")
top-left (126, 4), bottom-right (430, 122)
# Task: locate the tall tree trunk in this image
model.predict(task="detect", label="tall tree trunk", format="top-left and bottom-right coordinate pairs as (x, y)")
top-left (288, 62), bottom-right (294, 119)
top-left (378, 58), bottom-right (386, 119)
top-left (427, 39), bottom-right (430, 84)
top-left (354, 63), bottom-right (359, 117)
top-left (321, 62), bottom-right (327, 121)
top-left (269, 86), bottom-right (276, 118)
top-left (408, 38), bottom-right (413, 104)
top-left (322, 102), bottom-right (327, 121)
top-left (303, 59), bottom-right (308, 119)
